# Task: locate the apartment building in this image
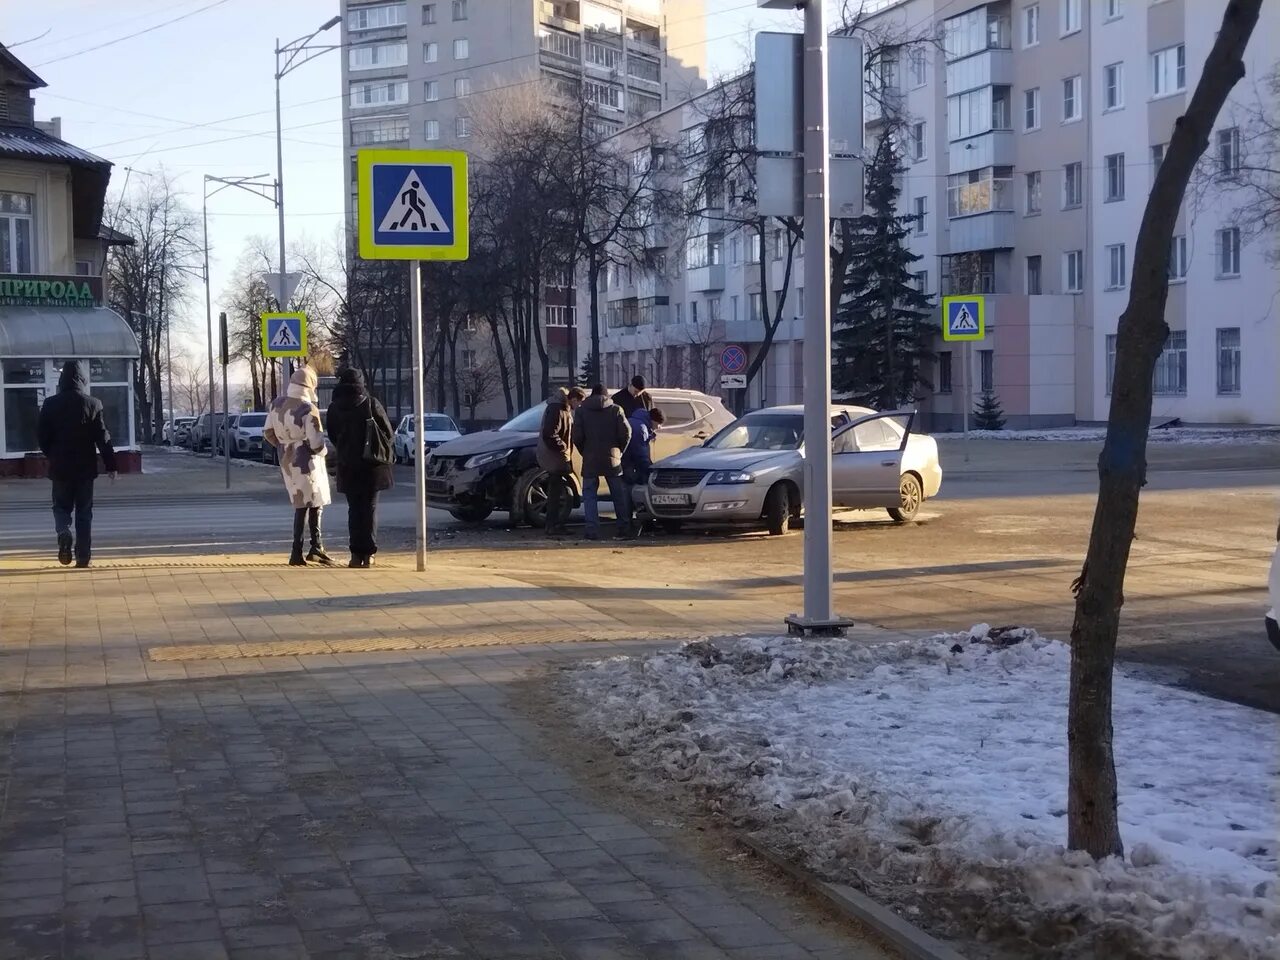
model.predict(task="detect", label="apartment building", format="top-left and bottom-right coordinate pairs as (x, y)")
top-left (338, 0), bottom-right (707, 414)
top-left (589, 0), bottom-right (1279, 427)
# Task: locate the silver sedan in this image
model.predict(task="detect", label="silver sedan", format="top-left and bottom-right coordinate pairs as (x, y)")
top-left (644, 405), bottom-right (942, 535)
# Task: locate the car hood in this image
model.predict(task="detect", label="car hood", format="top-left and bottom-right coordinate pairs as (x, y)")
top-left (431, 429), bottom-right (534, 457)
top-left (419, 430), bottom-right (462, 442)
top-left (656, 447), bottom-right (798, 472)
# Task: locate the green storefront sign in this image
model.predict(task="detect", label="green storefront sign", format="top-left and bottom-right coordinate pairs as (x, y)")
top-left (0, 274), bottom-right (103, 308)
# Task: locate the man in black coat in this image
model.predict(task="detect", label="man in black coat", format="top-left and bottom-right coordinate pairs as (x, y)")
top-left (325, 368), bottom-right (395, 567)
top-left (37, 360), bottom-right (117, 567)
top-left (611, 375), bottom-right (650, 419)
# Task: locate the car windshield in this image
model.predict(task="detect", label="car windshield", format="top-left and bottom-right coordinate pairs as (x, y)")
top-left (705, 413), bottom-right (804, 451)
top-left (500, 403), bottom-right (548, 433)
top-left (239, 414), bottom-right (266, 427)
top-left (422, 416), bottom-right (456, 431)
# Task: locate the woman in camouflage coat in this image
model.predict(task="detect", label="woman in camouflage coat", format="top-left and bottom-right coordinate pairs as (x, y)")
top-left (264, 366), bottom-right (333, 566)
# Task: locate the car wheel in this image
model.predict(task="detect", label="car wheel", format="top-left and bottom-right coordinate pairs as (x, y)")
top-left (888, 473), bottom-right (923, 522)
top-left (514, 467), bottom-right (560, 529)
top-left (765, 483), bottom-right (792, 536)
top-left (450, 504), bottom-right (493, 524)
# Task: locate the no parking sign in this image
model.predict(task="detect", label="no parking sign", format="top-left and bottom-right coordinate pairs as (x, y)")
top-left (720, 344), bottom-right (747, 374)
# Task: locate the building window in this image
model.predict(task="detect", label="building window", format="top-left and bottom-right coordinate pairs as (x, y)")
top-left (1216, 328), bottom-right (1241, 395)
top-left (772, 228), bottom-right (783, 260)
top-left (1105, 0), bottom-right (1123, 20)
top-left (1153, 330), bottom-right (1187, 396)
top-left (909, 46), bottom-right (927, 87)
top-left (351, 117), bottom-right (410, 145)
top-left (729, 235), bottom-right (740, 265)
top-left (0, 192), bottom-right (34, 273)
top-left (1150, 142), bottom-right (1166, 184)
top-left (452, 0), bottom-right (467, 20)
top-left (424, 119), bottom-right (440, 141)
top-left (455, 77), bottom-right (471, 98)
top-left (910, 121), bottom-right (926, 161)
top-left (586, 40), bottom-right (621, 70)
top-left (1062, 161), bottom-right (1083, 208)
top-left (1104, 153), bottom-right (1125, 201)
top-left (1104, 62), bottom-right (1124, 110)
top-left (1168, 234), bottom-right (1188, 281)
top-left (424, 41), bottom-right (438, 62)
top-left (349, 2), bottom-right (407, 31)
top-left (1064, 249), bottom-right (1084, 293)
top-left (1025, 171), bottom-right (1041, 214)
top-left (1215, 227), bottom-right (1241, 277)
top-left (748, 231), bottom-right (761, 264)
top-left (748, 292), bottom-right (762, 321)
top-left (1152, 44), bottom-right (1186, 97)
top-left (1061, 0), bottom-right (1081, 35)
top-left (453, 38), bottom-right (469, 59)
top-left (1062, 75), bottom-right (1082, 122)
top-left (1026, 255), bottom-right (1042, 294)
top-left (455, 116), bottom-right (471, 138)
top-left (913, 195), bottom-right (927, 235)
top-left (979, 350), bottom-right (994, 392)
top-left (1024, 87), bottom-right (1040, 130)
top-left (422, 3), bottom-right (436, 24)
top-left (1217, 127), bottom-right (1241, 175)
top-left (938, 351), bottom-right (953, 393)
top-left (1106, 243), bottom-right (1127, 289)
top-left (349, 81), bottom-right (409, 108)
top-left (1105, 334), bottom-right (1117, 394)
top-left (947, 166), bottom-right (1015, 217)
top-left (349, 41), bottom-right (408, 71)
top-left (1023, 3), bottom-right (1040, 47)
top-left (424, 80), bottom-right (439, 101)
top-left (75, 259), bottom-right (94, 276)
top-left (913, 271), bottom-right (928, 293)
top-left (544, 305), bottom-right (574, 328)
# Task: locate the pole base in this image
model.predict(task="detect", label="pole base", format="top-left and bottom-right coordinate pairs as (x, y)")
top-left (784, 614), bottom-right (856, 637)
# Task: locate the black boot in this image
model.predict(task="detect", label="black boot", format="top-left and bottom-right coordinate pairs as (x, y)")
top-left (306, 507), bottom-right (335, 566)
top-left (289, 508), bottom-right (307, 566)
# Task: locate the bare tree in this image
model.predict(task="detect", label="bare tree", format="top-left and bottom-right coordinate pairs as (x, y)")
top-left (1067, 0), bottom-right (1263, 860)
top-left (106, 171), bottom-right (201, 442)
top-left (171, 355), bottom-right (209, 416)
top-left (455, 337), bottom-right (503, 423)
top-left (682, 311), bottom-right (724, 395)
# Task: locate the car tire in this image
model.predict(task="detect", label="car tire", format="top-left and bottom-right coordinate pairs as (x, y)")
top-left (514, 467), bottom-right (559, 529)
top-left (765, 483), bottom-right (792, 536)
top-left (888, 473), bottom-right (923, 523)
top-left (450, 504), bottom-right (493, 524)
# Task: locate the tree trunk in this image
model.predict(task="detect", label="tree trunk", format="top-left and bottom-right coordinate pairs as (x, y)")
top-left (1067, 0), bottom-right (1261, 860)
top-left (486, 313), bottom-right (515, 417)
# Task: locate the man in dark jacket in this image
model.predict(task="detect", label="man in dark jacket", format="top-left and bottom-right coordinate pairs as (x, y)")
top-left (571, 384), bottom-right (632, 540)
top-left (37, 360), bottom-right (117, 567)
top-left (611, 375), bottom-right (649, 419)
top-left (537, 386), bottom-right (586, 537)
top-left (325, 368), bottom-right (395, 567)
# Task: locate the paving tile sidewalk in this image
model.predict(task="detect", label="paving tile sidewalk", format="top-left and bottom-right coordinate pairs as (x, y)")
top-left (0, 560), bottom-right (900, 960)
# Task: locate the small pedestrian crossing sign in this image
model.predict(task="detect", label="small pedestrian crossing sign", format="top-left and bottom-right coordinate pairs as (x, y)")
top-left (941, 295), bottom-right (985, 342)
top-left (357, 148), bottom-right (469, 261)
top-left (260, 312), bottom-right (307, 358)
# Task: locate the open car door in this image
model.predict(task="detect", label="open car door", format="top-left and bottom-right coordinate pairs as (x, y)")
top-left (831, 411), bottom-right (915, 509)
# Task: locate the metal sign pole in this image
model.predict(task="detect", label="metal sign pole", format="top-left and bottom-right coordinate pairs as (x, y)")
top-left (963, 341), bottom-right (971, 462)
top-left (219, 311), bottom-right (231, 490)
top-left (409, 260), bottom-right (428, 571)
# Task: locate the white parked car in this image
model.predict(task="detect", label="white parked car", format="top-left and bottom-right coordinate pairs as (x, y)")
top-left (227, 412), bottom-right (267, 457)
top-left (394, 413), bottom-right (462, 464)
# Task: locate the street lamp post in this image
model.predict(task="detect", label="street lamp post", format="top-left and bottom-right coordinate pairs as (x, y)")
top-left (273, 15), bottom-right (342, 365)
top-left (202, 175), bottom-right (279, 480)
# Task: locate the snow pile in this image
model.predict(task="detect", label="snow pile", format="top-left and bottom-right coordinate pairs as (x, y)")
top-left (957, 426), bottom-right (1280, 444)
top-left (566, 628), bottom-right (1279, 959)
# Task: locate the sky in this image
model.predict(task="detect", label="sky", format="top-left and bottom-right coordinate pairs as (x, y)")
top-left (3, 0), bottom-right (805, 364)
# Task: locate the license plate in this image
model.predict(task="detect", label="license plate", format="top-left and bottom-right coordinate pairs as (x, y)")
top-left (650, 493), bottom-right (691, 506)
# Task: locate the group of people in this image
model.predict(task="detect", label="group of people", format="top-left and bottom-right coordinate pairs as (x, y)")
top-left (538, 375), bottom-right (665, 540)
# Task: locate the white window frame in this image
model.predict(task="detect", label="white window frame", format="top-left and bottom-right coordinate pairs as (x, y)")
top-left (1025, 170), bottom-right (1041, 214)
top-left (0, 191), bottom-right (35, 273)
top-left (1168, 235), bottom-right (1188, 281)
top-left (908, 46), bottom-right (927, 87)
top-left (1060, 0), bottom-right (1081, 36)
top-left (456, 116), bottom-right (471, 138)
top-left (1024, 87), bottom-right (1040, 131)
top-left (1150, 142), bottom-right (1166, 185)
top-left (424, 41), bottom-right (438, 63)
top-left (1023, 3), bottom-right (1040, 48)
top-left (452, 0), bottom-right (467, 20)
top-left (1215, 227), bottom-right (1241, 278)
top-left (1217, 127), bottom-right (1241, 175)
top-left (424, 80), bottom-right (439, 101)
top-left (1104, 153), bottom-right (1125, 202)
top-left (1106, 243), bottom-right (1127, 290)
top-left (913, 195), bottom-right (928, 235)
top-left (453, 38), bottom-right (469, 60)
top-left (349, 41), bottom-right (408, 72)
top-left (1064, 249), bottom-right (1084, 293)
top-left (424, 119), bottom-right (440, 141)
top-left (1105, 0), bottom-right (1123, 21)
top-left (349, 81), bottom-right (409, 108)
top-left (1153, 331), bottom-right (1187, 396)
top-left (350, 2), bottom-right (407, 32)
top-left (1062, 75), bottom-right (1082, 123)
top-left (1215, 327), bottom-right (1241, 395)
top-left (422, 3), bottom-right (436, 25)
top-left (1062, 161), bottom-right (1083, 208)
top-left (1104, 62), bottom-right (1124, 111)
top-left (454, 77), bottom-right (471, 98)
top-left (910, 120), bottom-right (926, 161)
top-left (1151, 44), bottom-right (1186, 98)
top-left (1026, 254), bottom-right (1042, 294)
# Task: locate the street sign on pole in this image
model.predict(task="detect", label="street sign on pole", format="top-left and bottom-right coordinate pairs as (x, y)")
top-left (720, 374), bottom-right (747, 390)
top-left (260, 312), bottom-right (308, 358)
top-left (264, 272), bottom-right (301, 309)
top-left (720, 344), bottom-right (747, 374)
top-left (356, 148), bottom-right (471, 572)
top-left (941, 295), bottom-right (985, 341)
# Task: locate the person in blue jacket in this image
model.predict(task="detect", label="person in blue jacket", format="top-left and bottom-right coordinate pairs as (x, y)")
top-left (622, 404), bottom-right (665, 535)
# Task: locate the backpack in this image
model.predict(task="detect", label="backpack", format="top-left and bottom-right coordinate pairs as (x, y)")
top-left (362, 398), bottom-right (394, 465)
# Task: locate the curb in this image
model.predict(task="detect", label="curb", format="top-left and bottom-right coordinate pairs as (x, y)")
top-left (737, 835), bottom-right (968, 960)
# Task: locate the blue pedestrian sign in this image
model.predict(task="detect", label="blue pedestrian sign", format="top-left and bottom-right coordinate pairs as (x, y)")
top-left (941, 295), bottom-right (985, 342)
top-left (357, 148), bottom-right (469, 261)
top-left (260, 312), bottom-right (307, 358)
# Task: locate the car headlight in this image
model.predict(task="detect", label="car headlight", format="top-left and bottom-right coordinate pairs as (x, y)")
top-left (463, 449), bottom-right (513, 469)
top-left (706, 470), bottom-right (755, 485)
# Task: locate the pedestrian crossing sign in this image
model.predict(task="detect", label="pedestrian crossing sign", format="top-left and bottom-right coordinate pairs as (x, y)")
top-left (357, 148), bottom-right (469, 261)
top-left (941, 295), bottom-right (985, 342)
top-left (260, 312), bottom-right (307, 358)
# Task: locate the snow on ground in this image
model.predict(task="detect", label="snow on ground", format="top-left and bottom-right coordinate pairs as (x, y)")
top-left (955, 426), bottom-right (1280, 444)
top-left (566, 628), bottom-right (1279, 959)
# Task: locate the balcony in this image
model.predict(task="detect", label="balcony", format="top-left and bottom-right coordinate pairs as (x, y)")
top-left (540, 1), bottom-right (581, 30)
top-left (948, 130), bottom-right (1016, 173)
top-left (945, 48), bottom-right (1013, 95)
top-left (948, 212), bottom-right (1016, 254)
top-left (686, 264), bottom-right (725, 292)
top-left (539, 29), bottom-right (582, 64)
top-left (864, 86), bottom-right (904, 125)
top-left (636, 271), bottom-right (670, 300)
top-left (625, 22), bottom-right (661, 52)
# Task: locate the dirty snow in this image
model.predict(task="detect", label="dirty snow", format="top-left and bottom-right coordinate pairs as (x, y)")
top-left (955, 426), bottom-right (1280, 444)
top-left (566, 628), bottom-right (1279, 959)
